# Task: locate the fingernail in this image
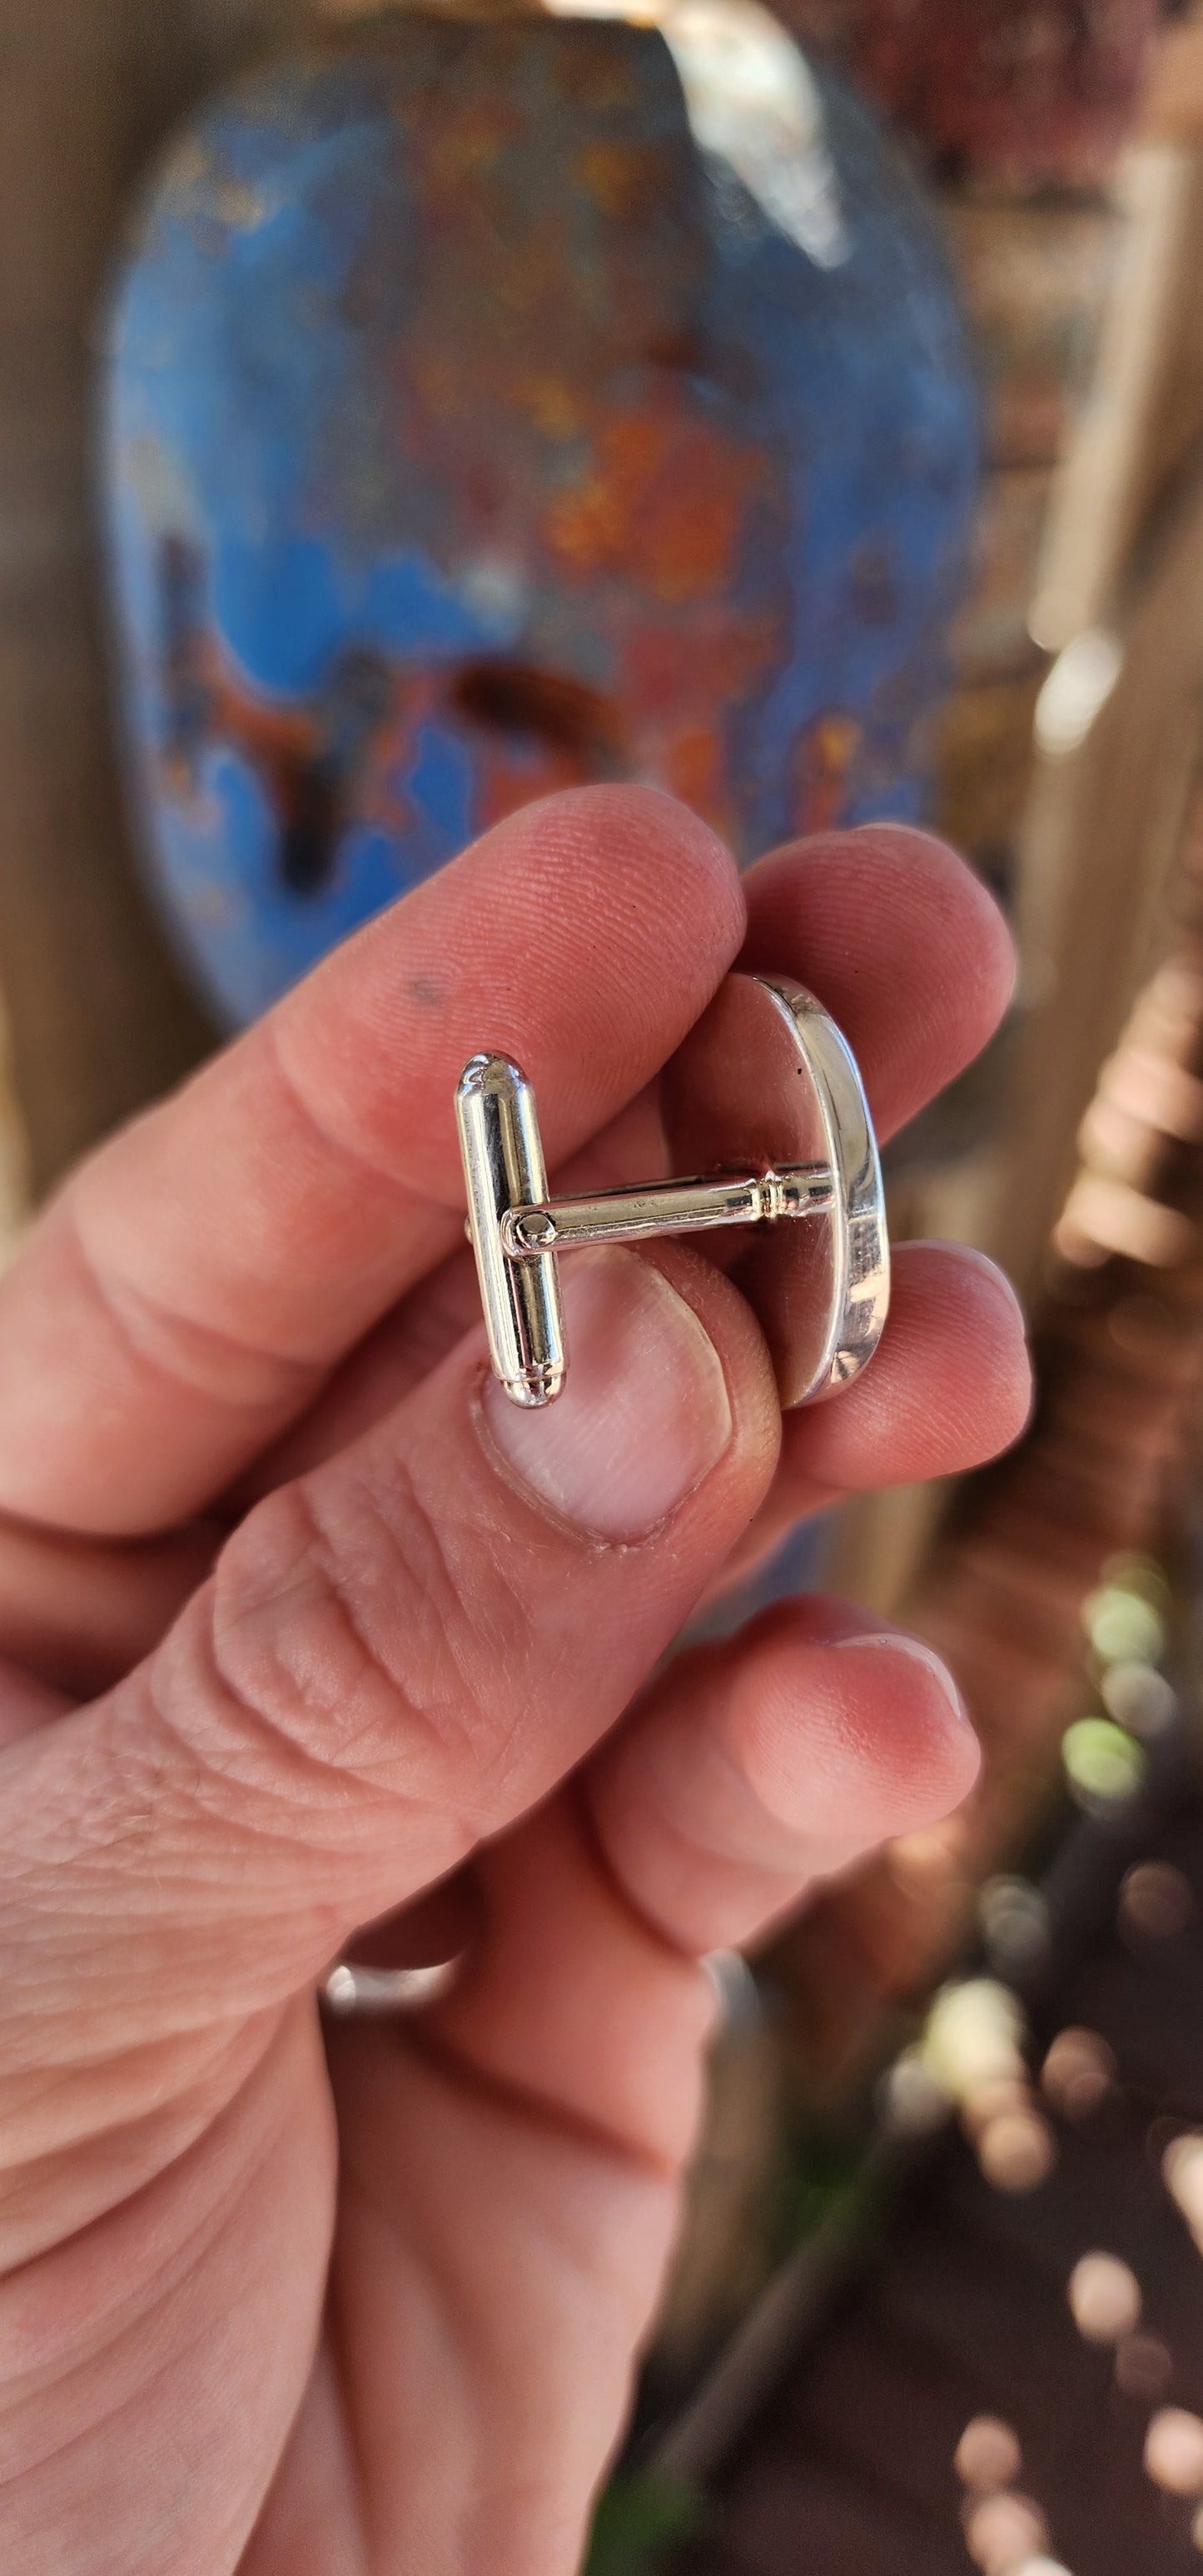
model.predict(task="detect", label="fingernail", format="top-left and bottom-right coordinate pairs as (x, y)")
top-left (833, 1631), bottom-right (970, 1727)
top-left (481, 1249), bottom-right (732, 1541)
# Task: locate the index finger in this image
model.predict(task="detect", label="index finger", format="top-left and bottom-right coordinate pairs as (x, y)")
top-left (0, 787), bottom-right (744, 1536)
top-left (740, 823), bottom-right (1015, 1138)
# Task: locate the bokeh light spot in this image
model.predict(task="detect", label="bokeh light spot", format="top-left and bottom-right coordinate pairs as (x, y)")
top-left (1101, 1661), bottom-right (1176, 1738)
top-left (954, 2417), bottom-right (1022, 2494)
top-left (1041, 2027), bottom-right (1116, 2121)
top-left (1145, 2409), bottom-right (1203, 2496)
top-left (924, 1980), bottom-right (1026, 2098)
top-left (1082, 1585), bottom-right (1166, 1667)
top-left (1068, 2253), bottom-right (1141, 2344)
top-left (1116, 2334), bottom-right (1173, 2400)
top-left (978, 2111), bottom-right (1057, 2194)
top-left (979, 1877), bottom-right (1051, 1976)
top-left (1061, 1718), bottom-right (1146, 1809)
top-left (1100, 1552), bottom-right (1170, 1609)
top-left (879, 2047), bottom-right (952, 2138)
top-left (1164, 2134), bottom-right (1203, 2236)
top-left (1119, 1862), bottom-right (1195, 1941)
top-left (964, 2491), bottom-right (1048, 2573)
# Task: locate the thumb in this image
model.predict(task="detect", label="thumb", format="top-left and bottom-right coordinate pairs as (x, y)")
top-left (0, 1247), bottom-right (778, 2261)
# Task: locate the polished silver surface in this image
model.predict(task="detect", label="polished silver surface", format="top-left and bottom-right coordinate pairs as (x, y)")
top-left (456, 1052), bottom-right (566, 1405)
top-left (321, 1958), bottom-right (460, 2016)
top-left (663, 973), bottom-right (889, 1405)
top-left (783, 978), bottom-right (889, 1400)
top-left (501, 1162), bottom-right (833, 1257)
top-left (458, 972), bottom-right (888, 1411)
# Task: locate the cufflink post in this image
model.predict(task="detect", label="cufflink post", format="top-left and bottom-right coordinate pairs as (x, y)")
top-left (500, 1161), bottom-right (835, 1259)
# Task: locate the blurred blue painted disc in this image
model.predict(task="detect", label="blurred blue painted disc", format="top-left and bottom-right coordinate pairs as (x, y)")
top-left (103, 4), bottom-right (978, 1027)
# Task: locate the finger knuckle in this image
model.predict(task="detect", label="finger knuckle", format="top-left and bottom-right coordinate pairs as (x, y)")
top-left (196, 1462), bottom-right (529, 1826)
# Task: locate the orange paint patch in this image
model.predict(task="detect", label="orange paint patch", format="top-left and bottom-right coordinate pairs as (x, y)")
top-left (664, 724), bottom-right (723, 815)
top-left (420, 101), bottom-right (519, 189)
top-left (575, 141), bottom-right (649, 219)
top-left (475, 744), bottom-right (594, 831)
top-left (796, 712), bottom-right (862, 835)
top-left (623, 610), bottom-right (780, 724)
top-left (545, 395), bottom-right (763, 603)
top-left (512, 372), bottom-right (584, 440)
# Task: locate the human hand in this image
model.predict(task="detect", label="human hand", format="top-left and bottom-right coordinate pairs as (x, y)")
top-left (0, 789), bottom-right (1028, 2574)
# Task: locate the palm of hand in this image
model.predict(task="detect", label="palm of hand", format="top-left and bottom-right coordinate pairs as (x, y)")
top-left (0, 792), bottom-right (1027, 2574)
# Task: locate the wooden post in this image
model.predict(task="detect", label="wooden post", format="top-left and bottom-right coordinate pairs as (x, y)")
top-left (1000, 22), bottom-right (1203, 1300)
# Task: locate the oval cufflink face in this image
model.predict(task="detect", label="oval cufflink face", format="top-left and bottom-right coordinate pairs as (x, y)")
top-left (660, 972), bottom-right (889, 1407)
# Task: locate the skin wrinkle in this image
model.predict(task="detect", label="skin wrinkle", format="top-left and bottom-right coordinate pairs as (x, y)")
top-left (0, 2348), bottom-right (196, 2498)
top-left (323, 2163), bottom-right (469, 2573)
top-left (62, 1200), bottom-right (326, 1420)
top-left (226, 1480), bottom-right (459, 1777)
top-left (430, 1835), bottom-right (713, 2177)
top-left (600, 1788), bottom-right (820, 1957)
top-left (253, 2343), bottom-right (373, 2576)
top-left (0, 2009), bottom-right (272, 2174)
top-left (403, 1484), bottom-right (554, 1806)
top-left (0, 1688), bottom-right (167, 1902)
top-left (574, 1771), bottom-right (737, 1972)
top-left (236, 1266), bottom-right (759, 1829)
top-left (390, 2018), bottom-right (689, 2192)
top-left (0, 2024), bottom-right (284, 2278)
top-left (0, 1904), bottom-right (296, 2085)
top-left (592, 1709), bottom-right (829, 1957)
top-left (20, 1655), bottom-right (392, 2032)
top-left (212, 1499), bottom-right (453, 1793)
top-left (341, 2026), bottom-right (678, 2310)
top-left (0, 2062), bottom-right (331, 2576)
top-left (0, 1620), bottom-right (435, 2067)
top-left (247, 1457), bottom-right (541, 1809)
top-left (328, 2053), bottom-right (675, 2576)
top-left (0, 1521), bottom-right (220, 1703)
top-left (0, 1494), bottom-right (515, 2071)
top-left (0, 2012), bottom-right (322, 2376)
top-left (262, 1012), bottom-right (449, 1215)
top-left (112, 1624), bottom-right (490, 2046)
top-left (168, 1598), bottom-right (470, 1912)
top-left (0, 2009), bottom-right (274, 2145)
top-left (301, 1449), bottom-right (500, 1731)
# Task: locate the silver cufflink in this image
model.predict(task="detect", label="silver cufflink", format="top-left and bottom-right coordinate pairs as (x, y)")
top-left (457, 972), bottom-right (889, 1412)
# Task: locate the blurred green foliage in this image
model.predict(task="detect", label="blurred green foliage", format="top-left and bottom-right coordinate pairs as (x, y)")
top-left (773, 2129), bottom-right (868, 2250)
top-left (584, 2474), bottom-right (705, 2574)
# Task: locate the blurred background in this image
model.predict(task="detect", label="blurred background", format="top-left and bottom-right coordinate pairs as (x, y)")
top-left (8, 2), bottom-right (1203, 2569)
